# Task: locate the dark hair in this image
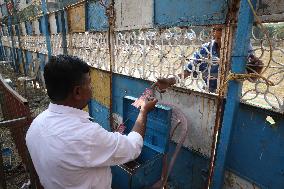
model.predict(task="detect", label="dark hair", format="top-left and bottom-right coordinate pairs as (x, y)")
top-left (44, 55), bottom-right (90, 102)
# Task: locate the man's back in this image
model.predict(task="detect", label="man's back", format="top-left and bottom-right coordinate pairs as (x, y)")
top-left (26, 103), bottom-right (143, 189)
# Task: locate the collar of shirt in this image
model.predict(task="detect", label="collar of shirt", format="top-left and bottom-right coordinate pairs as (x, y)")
top-left (48, 103), bottom-right (91, 120)
top-left (210, 40), bottom-right (219, 57)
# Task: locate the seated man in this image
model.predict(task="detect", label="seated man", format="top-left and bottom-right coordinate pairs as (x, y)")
top-left (155, 26), bottom-right (263, 92)
top-left (26, 55), bottom-right (158, 189)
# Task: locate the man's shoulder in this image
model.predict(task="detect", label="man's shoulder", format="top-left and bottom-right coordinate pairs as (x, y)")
top-left (32, 109), bottom-right (49, 122)
top-left (201, 41), bottom-right (212, 48)
top-left (197, 41), bottom-right (212, 55)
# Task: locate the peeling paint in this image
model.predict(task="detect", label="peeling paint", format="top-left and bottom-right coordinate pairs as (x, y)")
top-left (154, 89), bottom-right (217, 157)
top-left (90, 68), bottom-right (111, 108)
top-left (114, 0), bottom-right (153, 30)
top-left (266, 115), bottom-right (276, 125)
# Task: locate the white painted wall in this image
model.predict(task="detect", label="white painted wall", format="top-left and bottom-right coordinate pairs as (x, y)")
top-left (154, 89), bottom-right (217, 157)
top-left (33, 19), bottom-right (40, 34)
top-left (32, 52), bottom-right (37, 59)
top-left (114, 0), bottom-right (153, 31)
top-left (20, 22), bottom-right (27, 35)
top-left (48, 13), bottom-right (57, 34)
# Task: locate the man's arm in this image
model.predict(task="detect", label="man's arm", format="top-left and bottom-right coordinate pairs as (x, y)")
top-left (154, 44), bottom-right (209, 92)
top-left (246, 54), bottom-right (264, 74)
top-left (154, 70), bottom-right (191, 92)
top-left (86, 97), bottom-right (157, 167)
top-left (131, 98), bottom-right (158, 138)
top-left (246, 43), bottom-right (264, 79)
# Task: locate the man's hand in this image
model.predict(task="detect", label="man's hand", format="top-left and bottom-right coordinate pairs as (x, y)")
top-left (246, 54), bottom-right (264, 82)
top-left (154, 78), bottom-right (176, 93)
top-left (140, 97), bottom-right (158, 113)
top-left (246, 54), bottom-right (264, 74)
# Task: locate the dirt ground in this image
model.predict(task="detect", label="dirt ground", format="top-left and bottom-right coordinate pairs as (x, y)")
top-left (0, 62), bottom-right (49, 189)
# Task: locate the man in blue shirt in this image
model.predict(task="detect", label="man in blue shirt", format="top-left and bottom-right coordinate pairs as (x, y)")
top-left (155, 26), bottom-right (263, 93)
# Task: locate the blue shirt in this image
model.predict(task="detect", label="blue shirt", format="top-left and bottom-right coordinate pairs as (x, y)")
top-left (186, 40), bottom-right (253, 92)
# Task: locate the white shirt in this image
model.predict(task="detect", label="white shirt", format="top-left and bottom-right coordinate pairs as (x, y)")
top-left (26, 103), bottom-right (143, 189)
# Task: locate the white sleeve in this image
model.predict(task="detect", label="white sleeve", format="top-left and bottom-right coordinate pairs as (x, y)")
top-left (248, 41), bottom-right (254, 55)
top-left (85, 123), bottom-right (143, 167)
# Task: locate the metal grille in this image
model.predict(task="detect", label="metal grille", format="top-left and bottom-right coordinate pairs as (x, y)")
top-left (51, 33), bottom-right (63, 56)
top-left (113, 27), bottom-right (218, 93)
top-left (67, 32), bottom-right (110, 71)
top-left (241, 24), bottom-right (284, 113)
top-left (20, 35), bottom-right (48, 54)
top-left (65, 27), bottom-right (222, 93)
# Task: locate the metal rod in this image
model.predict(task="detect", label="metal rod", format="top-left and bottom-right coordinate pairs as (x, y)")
top-left (0, 117), bottom-right (27, 127)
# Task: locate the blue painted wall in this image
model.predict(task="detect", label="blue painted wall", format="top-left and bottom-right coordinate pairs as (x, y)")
top-left (89, 99), bottom-right (111, 131)
top-left (1, 4), bottom-right (8, 17)
top-left (112, 74), bottom-right (284, 189)
top-left (15, 24), bottom-right (19, 35)
top-left (25, 21), bottom-right (33, 35)
top-left (38, 53), bottom-right (46, 71)
top-left (227, 103), bottom-right (284, 189)
top-left (14, 48), bottom-right (19, 72)
top-left (17, 49), bottom-right (23, 69)
top-left (38, 18), bottom-right (43, 34)
top-left (87, 0), bottom-right (109, 31)
top-left (39, 0), bottom-right (52, 58)
top-left (55, 12), bottom-right (61, 33)
top-left (4, 47), bottom-right (11, 60)
top-left (25, 50), bottom-right (32, 72)
top-left (111, 74), bottom-right (210, 189)
top-left (167, 143), bottom-right (209, 189)
top-left (112, 74), bottom-right (152, 116)
top-left (154, 0), bottom-right (228, 27)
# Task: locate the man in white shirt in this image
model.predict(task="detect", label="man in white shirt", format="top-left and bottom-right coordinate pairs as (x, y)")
top-left (26, 55), bottom-right (157, 189)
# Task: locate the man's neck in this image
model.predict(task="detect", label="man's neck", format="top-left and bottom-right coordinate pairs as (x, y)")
top-left (52, 100), bottom-right (81, 110)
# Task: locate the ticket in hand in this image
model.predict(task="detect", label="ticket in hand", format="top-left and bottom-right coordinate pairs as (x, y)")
top-left (131, 88), bottom-right (153, 108)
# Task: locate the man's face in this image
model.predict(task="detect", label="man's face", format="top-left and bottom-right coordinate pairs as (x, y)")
top-left (78, 73), bottom-right (93, 109)
top-left (212, 27), bottom-right (222, 45)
